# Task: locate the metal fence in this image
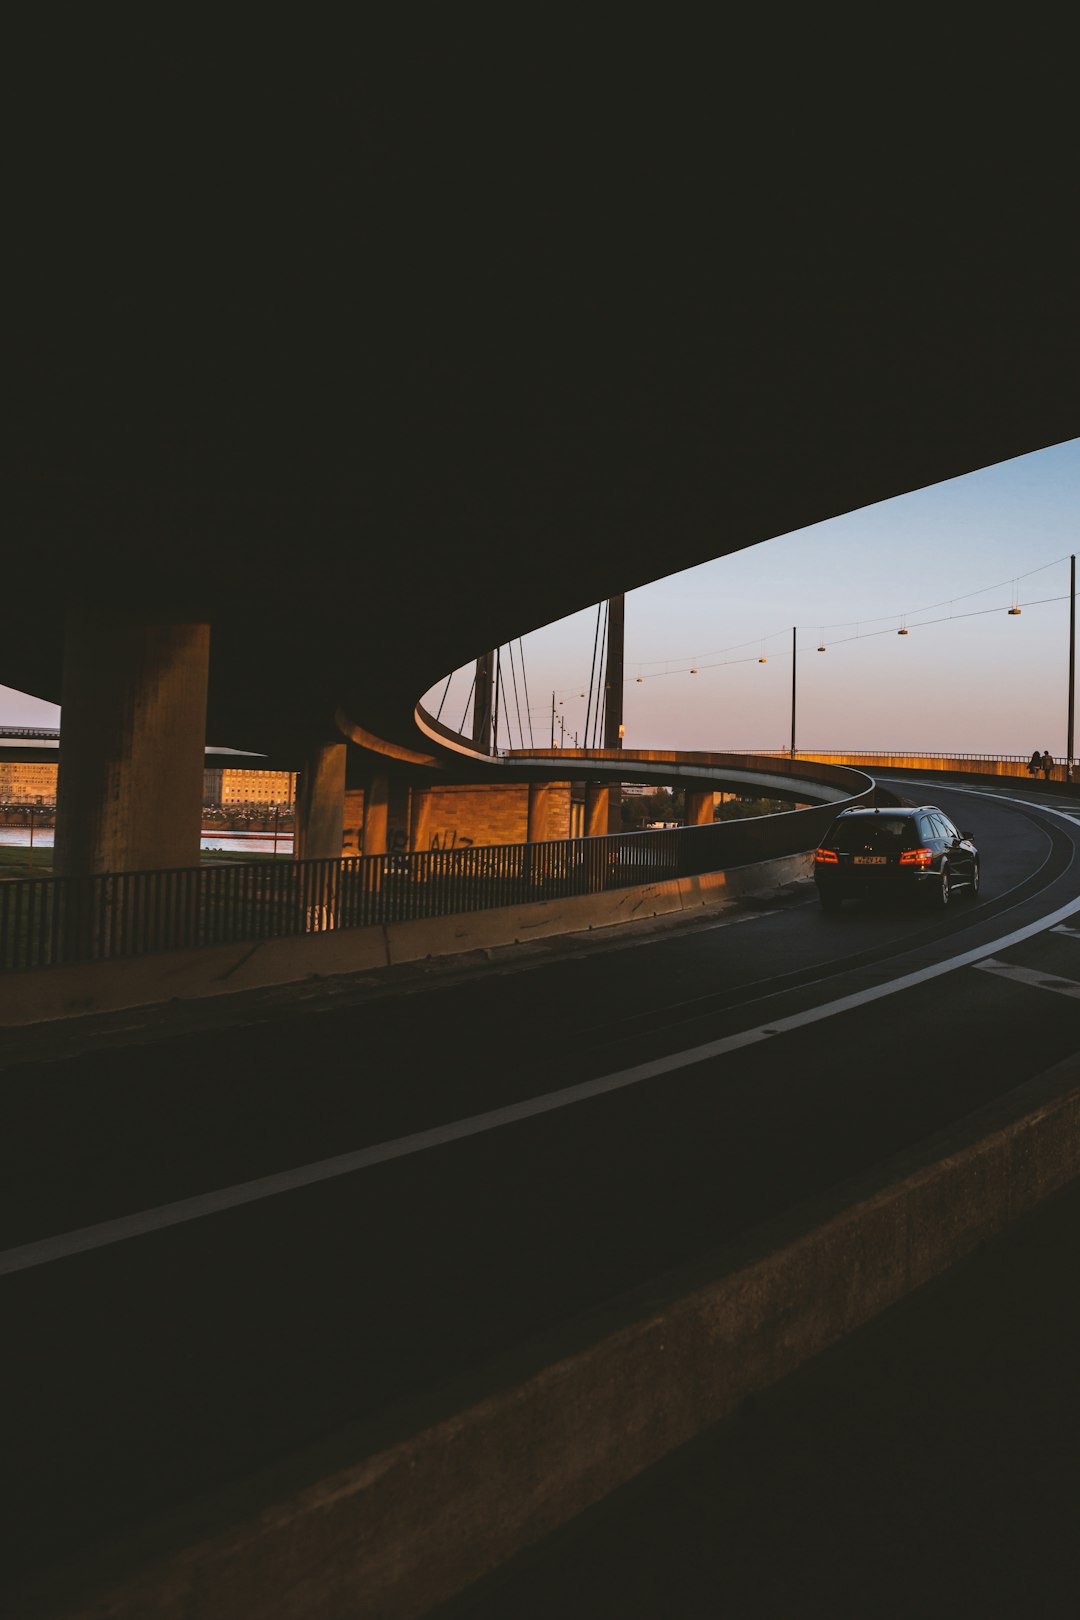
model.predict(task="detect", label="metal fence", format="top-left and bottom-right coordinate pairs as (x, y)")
top-left (0, 791), bottom-right (869, 973)
top-left (752, 749), bottom-right (1060, 765)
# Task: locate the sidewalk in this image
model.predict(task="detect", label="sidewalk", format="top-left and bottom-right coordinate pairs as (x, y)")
top-left (443, 1174), bottom-right (1080, 1620)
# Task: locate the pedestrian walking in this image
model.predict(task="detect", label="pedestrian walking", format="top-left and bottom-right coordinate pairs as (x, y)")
top-left (1028, 749), bottom-right (1042, 777)
top-left (1042, 750), bottom-right (1054, 781)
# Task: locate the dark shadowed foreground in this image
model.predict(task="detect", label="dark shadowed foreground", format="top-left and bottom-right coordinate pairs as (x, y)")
top-left (443, 1176), bottom-right (1080, 1620)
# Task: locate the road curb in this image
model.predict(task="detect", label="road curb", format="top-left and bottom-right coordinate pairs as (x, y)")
top-left (19, 1051), bottom-right (1080, 1620)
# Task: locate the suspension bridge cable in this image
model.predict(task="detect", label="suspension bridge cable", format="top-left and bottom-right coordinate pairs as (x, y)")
top-left (584, 602), bottom-right (603, 749)
top-left (435, 672), bottom-right (453, 721)
top-left (496, 655), bottom-right (513, 750)
top-left (518, 637), bottom-right (535, 747)
top-left (592, 601), bottom-right (609, 748)
top-left (459, 671), bottom-right (477, 733)
top-left (507, 639), bottom-right (525, 749)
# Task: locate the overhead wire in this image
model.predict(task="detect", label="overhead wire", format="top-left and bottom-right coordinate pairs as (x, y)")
top-left (629, 554), bottom-right (1072, 671)
top-left (629, 591), bottom-right (1072, 679)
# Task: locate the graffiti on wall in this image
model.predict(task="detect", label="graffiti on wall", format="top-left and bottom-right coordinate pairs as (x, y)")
top-left (429, 829), bottom-right (474, 850)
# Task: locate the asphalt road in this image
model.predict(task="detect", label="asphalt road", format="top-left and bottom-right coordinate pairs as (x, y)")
top-left (5, 779), bottom-right (1080, 1593)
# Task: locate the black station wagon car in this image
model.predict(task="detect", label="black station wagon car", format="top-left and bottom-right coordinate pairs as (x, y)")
top-left (813, 805), bottom-right (979, 911)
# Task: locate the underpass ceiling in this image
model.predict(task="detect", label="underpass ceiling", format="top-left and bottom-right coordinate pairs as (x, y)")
top-left (5, 55), bottom-right (1079, 767)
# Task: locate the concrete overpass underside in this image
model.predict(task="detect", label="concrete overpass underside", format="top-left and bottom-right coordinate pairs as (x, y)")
top-left (4, 65), bottom-right (1080, 833)
top-left (7, 51), bottom-right (1080, 1620)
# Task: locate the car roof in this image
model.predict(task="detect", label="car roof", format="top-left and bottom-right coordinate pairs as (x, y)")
top-left (837, 804), bottom-right (941, 816)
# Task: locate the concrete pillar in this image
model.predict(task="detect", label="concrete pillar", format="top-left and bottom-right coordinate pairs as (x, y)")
top-left (409, 786), bottom-right (433, 853)
top-left (607, 785), bottom-right (623, 836)
top-left (603, 594), bottom-right (625, 749)
top-left (341, 790), bottom-right (364, 856)
top-left (685, 789), bottom-right (715, 826)
top-left (54, 609), bottom-right (210, 876)
top-left (584, 783), bottom-right (609, 837)
top-left (527, 782), bottom-right (559, 842)
top-left (362, 773), bottom-right (390, 856)
top-left (294, 743), bottom-right (347, 862)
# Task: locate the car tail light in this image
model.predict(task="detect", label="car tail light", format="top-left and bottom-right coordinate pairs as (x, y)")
top-left (899, 847), bottom-right (933, 867)
top-left (814, 847), bottom-right (839, 864)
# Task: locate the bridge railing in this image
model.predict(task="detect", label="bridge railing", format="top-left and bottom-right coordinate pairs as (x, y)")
top-left (751, 749), bottom-right (1068, 770)
top-left (753, 749), bottom-right (1041, 760)
top-left (0, 791), bottom-right (869, 973)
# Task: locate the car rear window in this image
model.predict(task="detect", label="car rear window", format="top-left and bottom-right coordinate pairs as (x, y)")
top-left (828, 815), bottom-right (917, 853)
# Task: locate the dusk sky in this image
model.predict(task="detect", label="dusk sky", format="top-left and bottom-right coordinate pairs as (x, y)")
top-left (426, 437), bottom-right (1080, 760)
top-left (5, 438), bottom-right (1079, 759)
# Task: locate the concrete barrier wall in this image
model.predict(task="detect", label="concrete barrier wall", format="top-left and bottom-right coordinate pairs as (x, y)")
top-left (21, 1053), bottom-right (1080, 1620)
top-left (0, 854), bottom-right (812, 1028)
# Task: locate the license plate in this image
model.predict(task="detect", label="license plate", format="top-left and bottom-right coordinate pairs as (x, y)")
top-left (853, 856), bottom-right (888, 865)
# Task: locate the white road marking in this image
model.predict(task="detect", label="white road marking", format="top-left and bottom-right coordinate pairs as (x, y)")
top-left (973, 959), bottom-right (1080, 999)
top-left (4, 782), bottom-right (1079, 1279)
top-left (1052, 924), bottom-right (1080, 938)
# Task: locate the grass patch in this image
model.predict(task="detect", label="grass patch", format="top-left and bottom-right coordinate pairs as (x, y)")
top-left (199, 848), bottom-right (291, 864)
top-left (0, 845), bottom-right (54, 879)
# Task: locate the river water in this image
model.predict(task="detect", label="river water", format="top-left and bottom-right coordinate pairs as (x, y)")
top-left (0, 829), bottom-right (294, 855)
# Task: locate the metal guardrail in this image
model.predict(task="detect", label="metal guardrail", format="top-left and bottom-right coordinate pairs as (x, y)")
top-left (0, 791), bottom-right (871, 973)
top-left (750, 750), bottom-right (1079, 784)
top-left (752, 749), bottom-right (1062, 765)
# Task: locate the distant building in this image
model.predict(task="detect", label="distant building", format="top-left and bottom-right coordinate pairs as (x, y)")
top-left (0, 762), bottom-right (57, 803)
top-left (0, 760), bottom-right (294, 807)
top-left (218, 769), bottom-right (294, 806)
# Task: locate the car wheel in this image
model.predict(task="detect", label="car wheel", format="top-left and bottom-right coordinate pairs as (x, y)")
top-left (969, 860), bottom-right (980, 898)
top-left (931, 864), bottom-right (951, 909)
top-left (819, 889), bottom-right (844, 912)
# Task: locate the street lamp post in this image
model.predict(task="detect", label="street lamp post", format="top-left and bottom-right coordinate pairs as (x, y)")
top-left (790, 626), bottom-right (797, 760)
top-left (1069, 554), bottom-right (1076, 782)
